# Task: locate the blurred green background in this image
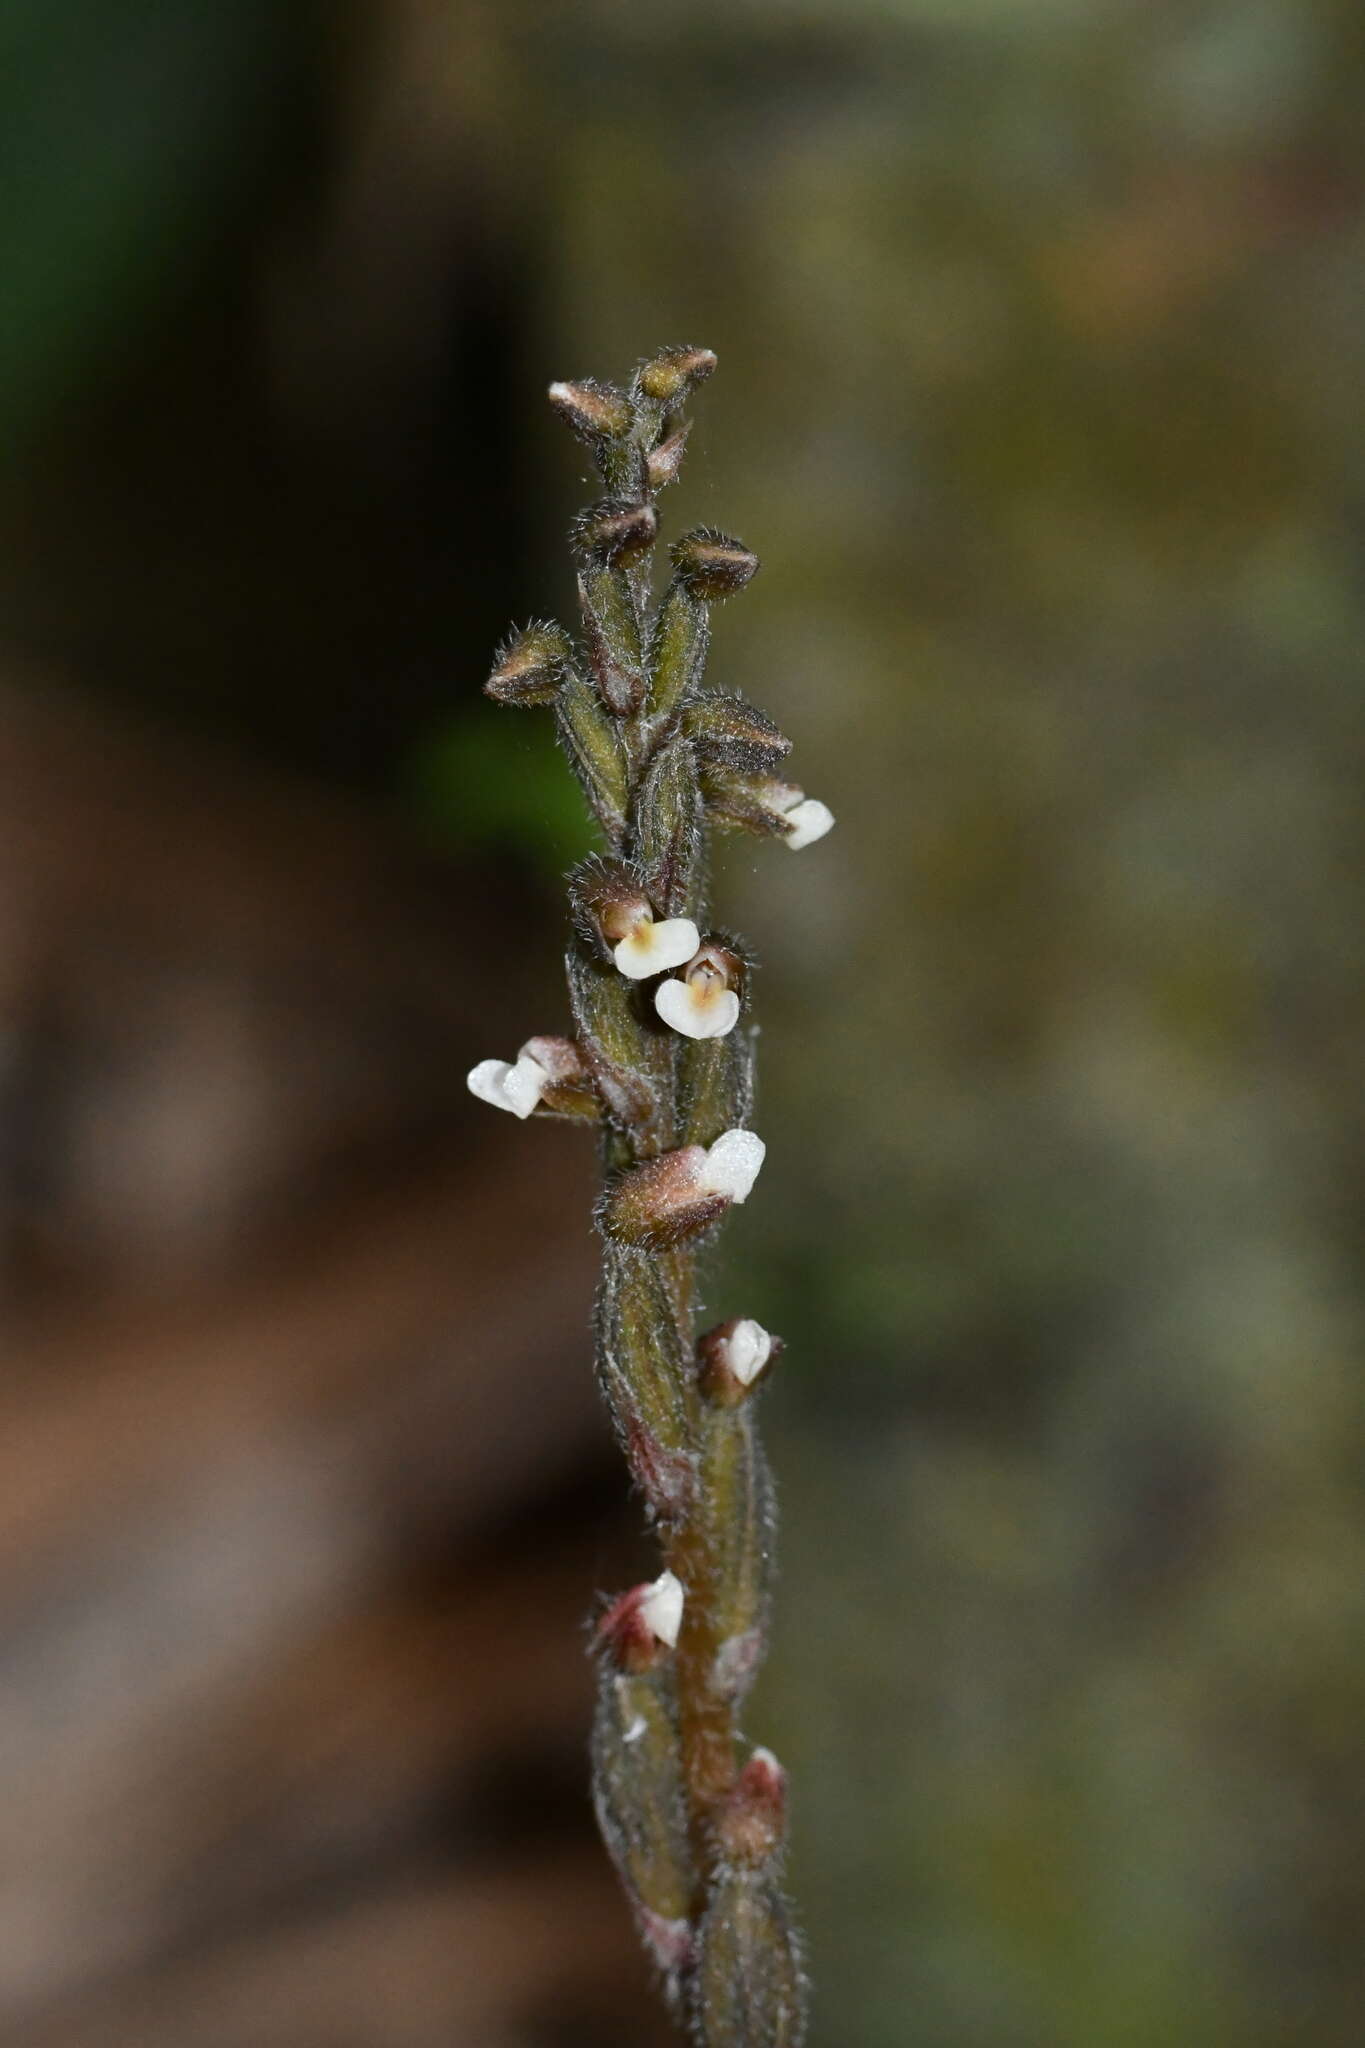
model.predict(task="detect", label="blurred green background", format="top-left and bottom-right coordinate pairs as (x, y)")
top-left (3, 3), bottom-right (1364, 2044)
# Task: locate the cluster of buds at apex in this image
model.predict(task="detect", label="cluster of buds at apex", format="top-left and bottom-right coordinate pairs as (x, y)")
top-left (698, 1317), bottom-right (782, 1404)
top-left (715, 1747), bottom-right (789, 1871)
top-left (670, 528), bottom-right (760, 601)
top-left (467, 1035), bottom-right (593, 1120)
top-left (595, 1570), bottom-right (685, 1672)
top-left (635, 343), bottom-right (717, 405)
top-left (654, 939), bottom-right (744, 1041)
top-left (571, 496), bottom-right (659, 567)
top-left (602, 1129), bottom-right (766, 1247)
top-left (547, 377), bottom-right (634, 443)
top-left (483, 620), bottom-right (574, 706)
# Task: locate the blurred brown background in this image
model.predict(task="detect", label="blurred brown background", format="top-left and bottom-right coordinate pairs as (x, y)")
top-left (2, 3), bottom-right (1363, 2044)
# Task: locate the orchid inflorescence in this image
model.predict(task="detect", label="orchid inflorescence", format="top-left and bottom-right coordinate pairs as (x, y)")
top-left (467, 345), bottom-right (828, 2044)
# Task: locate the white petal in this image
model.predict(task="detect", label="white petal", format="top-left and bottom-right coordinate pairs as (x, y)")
top-left (725, 1318), bottom-right (773, 1386)
top-left (466, 1053), bottom-right (548, 1120)
top-left (782, 798), bottom-right (834, 849)
top-left (654, 979), bottom-right (740, 1040)
top-left (502, 1052), bottom-right (551, 1118)
top-left (613, 917), bottom-right (701, 979)
top-left (467, 1058), bottom-right (518, 1113)
top-left (639, 1569), bottom-right (684, 1648)
top-left (700, 1128), bottom-right (766, 1203)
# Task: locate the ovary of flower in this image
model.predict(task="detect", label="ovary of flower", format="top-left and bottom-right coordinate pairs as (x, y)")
top-left (613, 914), bottom-right (701, 980)
top-left (639, 1569), bottom-right (684, 1649)
top-left (654, 954), bottom-right (740, 1040)
top-left (774, 788), bottom-right (835, 850)
top-left (722, 1318), bottom-right (773, 1386)
top-left (697, 1129), bottom-right (766, 1204)
top-left (466, 1048), bottom-right (552, 1120)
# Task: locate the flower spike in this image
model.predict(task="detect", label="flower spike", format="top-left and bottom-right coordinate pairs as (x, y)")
top-left (475, 348), bottom-right (820, 2042)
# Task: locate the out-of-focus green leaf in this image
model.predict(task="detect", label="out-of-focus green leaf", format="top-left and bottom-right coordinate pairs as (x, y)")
top-left (0, 0), bottom-right (304, 446)
top-left (408, 710), bottom-right (595, 871)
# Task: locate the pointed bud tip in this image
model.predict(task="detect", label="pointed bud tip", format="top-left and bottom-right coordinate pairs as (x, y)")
top-left (484, 621), bottom-right (573, 706)
top-left (671, 528), bottom-right (760, 600)
top-left (717, 1746), bottom-right (789, 1867)
top-left (547, 377), bottom-right (633, 440)
top-left (573, 497), bottom-right (659, 567)
top-left (637, 345), bottom-right (717, 403)
top-left (646, 421), bottom-right (691, 490)
top-left (684, 693), bottom-right (793, 774)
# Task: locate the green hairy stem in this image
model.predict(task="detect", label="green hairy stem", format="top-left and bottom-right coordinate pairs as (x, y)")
top-left (473, 346), bottom-right (832, 2044)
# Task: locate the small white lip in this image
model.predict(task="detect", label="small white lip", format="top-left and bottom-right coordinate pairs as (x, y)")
top-left (466, 1053), bottom-right (550, 1120)
top-left (725, 1318), bottom-right (772, 1385)
top-left (698, 1129), bottom-right (766, 1203)
top-left (613, 917), bottom-right (701, 980)
top-left (639, 1569), bottom-right (684, 1648)
top-left (782, 797), bottom-right (834, 849)
top-left (654, 978), bottom-right (741, 1040)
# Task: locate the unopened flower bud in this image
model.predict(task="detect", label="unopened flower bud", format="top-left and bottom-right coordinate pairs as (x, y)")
top-left (698, 1317), bottom-right (782, 1403)
top-left (636, 344), bottom-right (717, 405)
top-left (466, 1048), bottom-right (552, 1120)
top-left (483, 620), bottom-right (574, 706)
top-left (716, 1748), bottom-right (788, 1869)
top-left (684, 692), bottom-right (793, 776)
top-left (601, 1128), bottom-right (764, 1247)
top-left (572, 497), bottom-right (659, 567)
top-left (602, 1145), bottom-right (724, 1248)
top-left (596, 1570), bottom-right (685, 1672)
top-left (646, 421), bottom-right (691, 491)
top-left (570, 856), bottom-right (654, 957)
top-left (671, 528), bottom-right (760, 600)
top-left (654, 941), bottom-right (744, 1040)
top-left (548, 376), bottom-right (634, 442)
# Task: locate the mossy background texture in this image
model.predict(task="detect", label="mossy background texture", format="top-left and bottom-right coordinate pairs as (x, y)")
top-left (1, 5), bottom-right (1362, 2046)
